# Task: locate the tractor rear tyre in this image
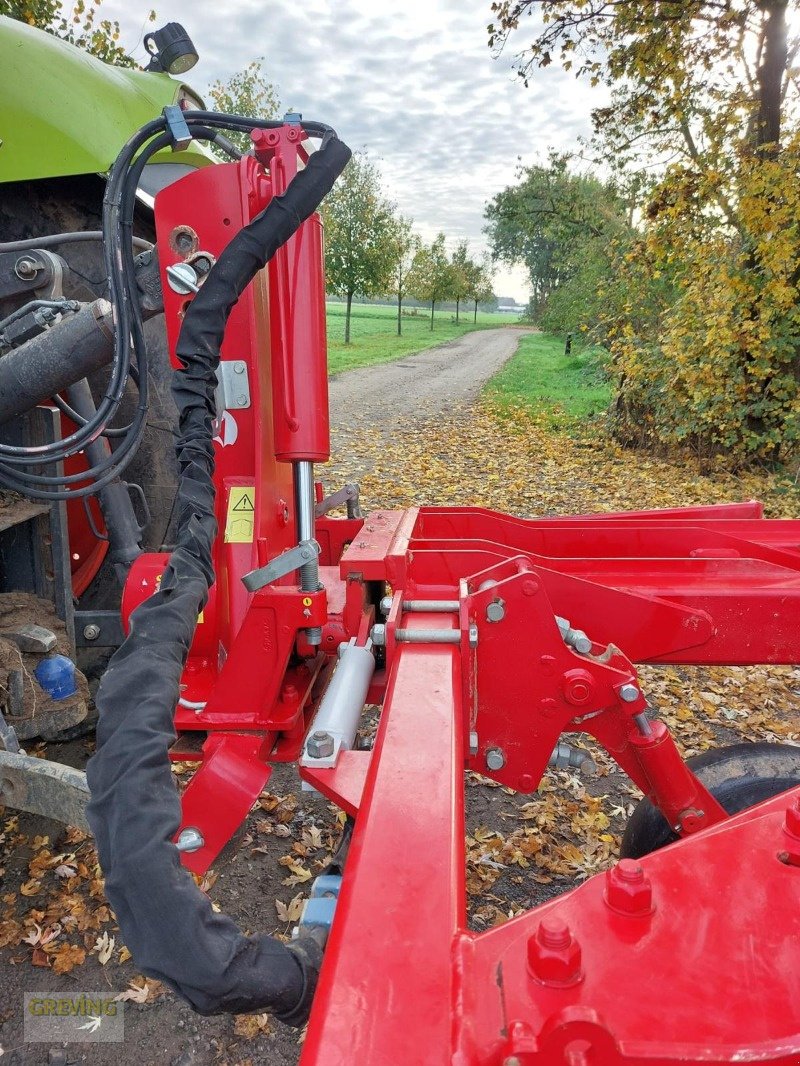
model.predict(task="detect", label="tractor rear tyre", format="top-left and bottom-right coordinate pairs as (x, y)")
top-left (620, 741), bottom-right (800, 859)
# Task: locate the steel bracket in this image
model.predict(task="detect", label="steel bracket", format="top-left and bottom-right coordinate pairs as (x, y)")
top-left (242, 538), bottom-right (321, 592)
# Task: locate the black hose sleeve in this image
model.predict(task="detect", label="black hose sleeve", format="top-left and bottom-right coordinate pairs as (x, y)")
top-left (86, 131), bottom-right (351, 1020)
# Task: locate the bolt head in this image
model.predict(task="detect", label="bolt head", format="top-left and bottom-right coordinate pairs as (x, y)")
top-left (619, 683), bottom-right (641, 703)
top-left (379, 595), bottom-right (393, 616)
top-left (166, 261), bottom-right (199, 294)
top-left (485, 747), bottom-right (506, 772)
top-left (307, 730), bottom-right (335, 759)
top-left (371, 623), bottom-right (386, 647)
top-left (527, 917), bottom-right (582, 986)
top-left (234, 361), bottom-right (246, 373)
top-left (486, 599), bottom-right (506, 623)
top-left (83, 624), bottom-right (100, 641)
top-left (605, 859), bottom-right (654, 916)
top-left (175, 827), bottom-right (204, 853)
top-left (571, 631), bottom-right (592, 655)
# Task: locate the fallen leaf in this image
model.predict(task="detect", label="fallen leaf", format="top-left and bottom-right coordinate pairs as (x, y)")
top-left (94, 931), bottom-right (115, 965)
top-left (275, 894), bottom-right (304, 923)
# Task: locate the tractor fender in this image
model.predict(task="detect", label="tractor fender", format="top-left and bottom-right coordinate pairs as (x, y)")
top-left (0, 16), bottom-right (211, 184)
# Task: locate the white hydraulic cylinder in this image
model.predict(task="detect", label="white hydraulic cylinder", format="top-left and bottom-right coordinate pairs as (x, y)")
top-left (300, 639), bottom-right (376, 769)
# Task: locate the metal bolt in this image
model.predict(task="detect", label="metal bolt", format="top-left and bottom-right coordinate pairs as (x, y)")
top-left (14, 256), bottom-right (40, 280)
top-left (557, 616), bottom-right (592, 654)
top-left (469, 731), bottom-right (479, 757)
top-left (379, 595), bottom-right (393, 615)
top-left (486, 599), bottom-right (505, 623)
top-left (633, 711), bottom-right (652, 736)
top-left (619, 683), bottom-right (640, 703)
top-left (568, 630), bottom-right (592, 655)
top-left (605, 858), bottom-right (654, 916)
top-left (485, 747), bottom-right (506, 771)
top-left (236, 394), bottom-right (248, 406)
top-left (166, 261), bottom-right (199, 294)
top-left (175, 827), bottom-right (204, 853)
top-left (527, 917), bottom-right (582, 986)
top-left (234, 361), bottom-right (246, 373)
top-left (371, 623), bottom-right (386, 647)
top-left (307, 730), bottom-right (335, 759)
top-left (83, 623), bottom-right (100, 641)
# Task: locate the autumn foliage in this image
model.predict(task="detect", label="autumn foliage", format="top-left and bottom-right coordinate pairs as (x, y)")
top-left (488, 1), bottom-right (800, 463)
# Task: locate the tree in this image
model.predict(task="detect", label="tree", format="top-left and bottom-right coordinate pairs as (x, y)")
top-left (468, 262), bottom-right (496, 324)
top-left (485, 153), bottom-right (628, 321)
top-left (386, 215), bottom-right (418, 337)
top-left (1, 0), bottom-right (153, 65)
top-left (207, 59), bottom-right (281, 156)
top-left (450, 240), bottom-right (472, 324)
top-left (408, 234), bottom-right (455, 331)
top-left (321, 152), bottom-right (395, 344)
top-left (484, 154), bottom-right (630, 331)
top-left (488, 1), bottom-right (800, 461)
top-left (489, 2), bottom-right (795, 168)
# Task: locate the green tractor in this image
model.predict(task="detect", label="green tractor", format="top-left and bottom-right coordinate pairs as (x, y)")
top-left (0, 16), bottom-right (212, 753)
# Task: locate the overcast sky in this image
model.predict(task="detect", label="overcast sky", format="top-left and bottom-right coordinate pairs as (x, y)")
top-left (106, 0), bottom-right (601, 302)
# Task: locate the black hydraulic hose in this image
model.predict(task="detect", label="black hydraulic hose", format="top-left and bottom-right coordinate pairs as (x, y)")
top-left (86, 130), bottom-right (352, 1021)
top-left (0, 232), bottom-right (152, 253)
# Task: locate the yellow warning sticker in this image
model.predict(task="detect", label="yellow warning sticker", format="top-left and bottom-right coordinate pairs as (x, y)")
top-left (225, 486), bottom-right (255, 543)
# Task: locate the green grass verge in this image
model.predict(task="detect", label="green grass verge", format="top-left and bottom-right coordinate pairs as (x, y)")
top-left (484, 332), bottom-right (612, 427)
top-left (326, 302), bottom-right (523, 374)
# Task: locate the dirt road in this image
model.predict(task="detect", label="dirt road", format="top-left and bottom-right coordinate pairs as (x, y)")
top-left (326, 326), bottom-right (529, 484)
top-left (329, 326), bottom-right (528, 424)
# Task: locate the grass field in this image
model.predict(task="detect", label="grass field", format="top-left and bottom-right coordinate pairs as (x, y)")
top-left (484, 332), bottom-right (612, 427)
top-left (326, 301), bottom-right (522, 374)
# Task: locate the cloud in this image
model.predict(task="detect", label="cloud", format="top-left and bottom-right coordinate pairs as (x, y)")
top-left (105, 0), bottom-right (601, 299)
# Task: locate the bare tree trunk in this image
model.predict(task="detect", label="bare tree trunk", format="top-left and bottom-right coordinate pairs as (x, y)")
top-left (430, 300), bottom-right (435, 330)
top-left (756, 0), bottom-right (788, 153)
top-left (455, 297), bottom-right (460, 323)
top-left (397, 291), bottom-right (402, 336)
top-left (345, 291), bottom-right (353, 344)
top-left (473, 300), bottom-right (478, 324)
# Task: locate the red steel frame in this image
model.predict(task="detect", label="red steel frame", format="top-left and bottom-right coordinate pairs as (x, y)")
top-left (120, 129), bottom-right (800, 1063)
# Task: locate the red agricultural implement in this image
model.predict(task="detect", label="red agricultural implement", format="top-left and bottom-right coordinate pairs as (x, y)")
top-left (2, 98), bottom-right (800, 1062)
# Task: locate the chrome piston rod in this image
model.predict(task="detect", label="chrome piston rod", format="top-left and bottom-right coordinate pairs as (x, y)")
top-left (294, 459), bottom-right (322, 645)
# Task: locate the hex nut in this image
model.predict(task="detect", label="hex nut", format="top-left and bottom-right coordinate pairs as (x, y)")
top-left (619, 683), bottom-right (641, 703)
top-left (83, 624), bottom-right (101, 641)
top-left (379, 595), bottom-right (393, 616)
top-left (307, 730), bottom-right (335, 759)
top-left (604, 858), bottom-right (654, 916)
top-left (527, 918), bottom-right (582, 986)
